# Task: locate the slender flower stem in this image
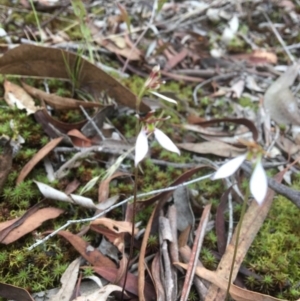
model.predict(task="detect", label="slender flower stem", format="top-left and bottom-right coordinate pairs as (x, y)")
top-left (121, 165), bottom-right (138, 300)
top-left (226, 184), bottom-right (250, 300)
top-left (121, 90), bottom-right (142, 300)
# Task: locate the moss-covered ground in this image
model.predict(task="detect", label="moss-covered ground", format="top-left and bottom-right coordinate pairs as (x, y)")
top-left (1, 1), bottom-right (300, 300)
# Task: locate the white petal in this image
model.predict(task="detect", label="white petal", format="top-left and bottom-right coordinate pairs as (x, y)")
top-left (154, 128), bottom-right (180, 154)
top-left (135, 130), bottom-right (149, 166)
top-left (229, 15), bottom-right (239, 33)
top-left (211, 154), bottom-right (247, 180)
top-left (250, 160), bottom-right (268, 205)
top-left (150, 91), bottom-right (177, 104)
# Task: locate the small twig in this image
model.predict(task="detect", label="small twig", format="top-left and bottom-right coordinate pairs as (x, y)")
top-left (79, 105), bottom-right (106, 140)
top-left (262, 11), bottom-right (295, 63)
top-left (179, 204), bottom-right (211, 301)
top-left (193, 72), bottom-right (238, 105)
top-left (54, 147), bottom-right (97, 180)
top-left (237, 32), bottom-right (258, 50)
top-left (27, 173), bottom-right (213, 250)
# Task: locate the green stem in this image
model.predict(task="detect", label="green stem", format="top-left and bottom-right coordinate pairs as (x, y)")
top-left (225, 184), bottom-right (250, 300)
top-left (121, 92), bottom-right (142, 300)
top-left (28, 0), bottom-right (43, 43)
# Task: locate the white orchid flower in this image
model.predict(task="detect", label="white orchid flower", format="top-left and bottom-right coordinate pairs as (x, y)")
top-left (135, 127), bottom-right (180, 166)
top-left (211, 153), bottom-right (268, 205)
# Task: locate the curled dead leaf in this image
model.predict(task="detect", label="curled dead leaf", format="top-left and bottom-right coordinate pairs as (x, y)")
top-left (22, 82), bottom-right (103, 110)
top-left (91, 217), bottom-right (138, 235)
top-left (4, 80), bottom-right (41, 115)
top-left (0, 45), bottom-right (150, 112)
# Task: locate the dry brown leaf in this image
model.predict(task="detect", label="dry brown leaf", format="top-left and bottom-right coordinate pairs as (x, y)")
top-left (0, 45), bottom-right (150, 112)
top-left (98, 171), bottom-right (131, 204)
top-left (67, 129), bottom-right (92, 147)
top-left (91, 217), bottom-right (138, 235)
top-left (98, 38), bottom-right (142, 60)
top-left (90, 224), bottom-right (124, 252)
top-left (0, 207), bottom-right (64, 244)
top-left (114, 255), bottom-right (128, 286)
top-left (232, 50), bottom-right (278, 64)
top-left (0, 283), bottom-right (34, 301)
top-left (250, 49), bottom-right (278, 64)
top-left (93, 266), bottom-right (156, 301)
top-left (178, 226), bottom-right (191, 248)
top-left (180, 204), bottom-right (211, 301)
top-left (185, 116), bottom-right (259, 142)
top-left (164, 48), bottom-right (189, 71)
top-left (175, 263), bottom-right (285, 301)
top-left (4, 80), bottom-right (41, 115)
top-left (17, 137), bottom-right (63, 184)
top-left (57, 231), bottom-right (116, 268)
top-left (177, 141), bottom-right (245, 157)
top-left (22, 82), bottom-right (103, 110)
top-left (34, 108), bottom-right (87, 137)
top-left (151, 253), bottom-right (165, 301)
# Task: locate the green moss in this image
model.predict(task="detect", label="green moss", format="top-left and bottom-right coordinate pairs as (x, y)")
top-left (204, 230), bottom-right (218, 249)
top-left (200, 247), bottom-right (217, 269)
top-left (83, 266), bottom-right (94, 277)
top-left (244, 196), bottom-right (300, 299)
top-left (188, 288), bottom-right (199, 301)
top-left (136, 204), bottom-right (154, 225)
top-left (227, 36), bottom-right (246, 52)
top-left (238, 96), bottom-right (255, 109)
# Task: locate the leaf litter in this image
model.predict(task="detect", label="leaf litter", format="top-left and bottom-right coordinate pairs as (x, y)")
top-left (2, 1), bottom-right (300, 301)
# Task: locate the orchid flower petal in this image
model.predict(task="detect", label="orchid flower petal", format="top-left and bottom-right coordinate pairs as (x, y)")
top-left (150, 91), bottom-right (178, 104)
top-left (135, 129), bottom-right (149, 166)
top-left (211, 154), bottom-right (247, 180)
top-left (250, 160), bottom-right (268, 205)
top-left (154, 128), bottom-right (180, 154)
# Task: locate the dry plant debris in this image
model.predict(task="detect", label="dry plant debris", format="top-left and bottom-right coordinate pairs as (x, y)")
top-left (1, 1), bottom-right (300, 301)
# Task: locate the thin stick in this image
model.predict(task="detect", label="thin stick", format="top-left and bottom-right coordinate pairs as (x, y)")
top-left (28, 174), bottom-right (212, 249)
top-left (79, 105), bottom-right (106, 141)
top-left (262, 11), bottom-right (295, 63)
top-left (120, 165), bottom-right (138, 300)
top-left (193, 72), bottom-right (238, 105)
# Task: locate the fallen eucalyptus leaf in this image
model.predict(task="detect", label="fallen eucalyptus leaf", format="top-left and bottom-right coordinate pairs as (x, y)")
top-left (4, 80), bottom-right (41, 115)
top-left (50, 258), bottom-right (80, 301)
top-left (34, 181), bottom-right (116, 210)
top-left (264, 64), bottom-right (300, 125)
top-left (73, 284), bottom-right (122, 301)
